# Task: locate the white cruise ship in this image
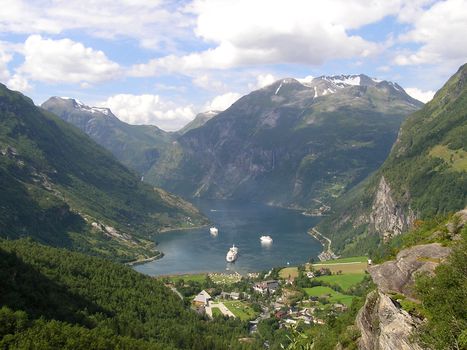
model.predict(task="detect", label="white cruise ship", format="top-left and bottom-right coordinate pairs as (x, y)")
top-left (226, 245), bottom-right (238, 262)
top-left (260, 235), bottom-right (273, 243)
top-left (210, 227), bottom-right (218, 235)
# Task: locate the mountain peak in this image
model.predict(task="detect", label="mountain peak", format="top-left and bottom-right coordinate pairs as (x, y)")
top-left (44, 97), bottom-right (115, 118)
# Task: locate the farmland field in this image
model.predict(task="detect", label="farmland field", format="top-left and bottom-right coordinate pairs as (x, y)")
top-left (303, 286), bottom-right (355, 306)
top-left (312, 261), bottom-right (368, 274)
top-left (162, 273), bottom-right (207, 283)
top-left (314, 273), bottom-right (366, 291)
top-left (279, 267), bottom-right (299, 279)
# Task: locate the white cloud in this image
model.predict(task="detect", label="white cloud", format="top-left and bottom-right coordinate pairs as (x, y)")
top-left (394, 0), bottom-right (467, 66)
top-left (7, 74), bottom-right (32, 93)
top-left (0, 50), bottom-right (12, 81)
top-left (405, 87), bottom-right (435, 103)
top-left (132, 0), bottom-right (410, 76)
top-left (101, 94), bottom-right (195, 131)
top-left (254, 74), bottom-right (277, 89)
top-left (204, 92), bottom-right (241, 111)
top-left (192, 74), bottom-right (227, 91)
top-left (18, 35), bottom-right (121, 84)
top-left (0, 0), bottom-right (192, 50)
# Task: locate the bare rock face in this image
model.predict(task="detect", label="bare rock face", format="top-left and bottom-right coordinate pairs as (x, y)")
top-left (357, 290), bottom-right (423, 350)
top-left (357, 243), bottom-right (451, 349)
top-left (369, 243), bottom-right (451, 298)
top-left (369, 176), bottom-right (416, 240)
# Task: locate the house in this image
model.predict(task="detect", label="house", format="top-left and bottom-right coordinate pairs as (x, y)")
top-left (253, 280), bottom-right (279, 294)
top-left (193, 290), bottom-right (212, 307)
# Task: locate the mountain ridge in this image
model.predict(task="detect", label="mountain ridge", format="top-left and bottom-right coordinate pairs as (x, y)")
top-left (145, 73), bottom-right (423, 211)
top-left (0, 83), bottom-right (207, 262)
top-left (317, 63), bottom-right (467, 256)
top-left (41, 96), bottom-right (175, 175)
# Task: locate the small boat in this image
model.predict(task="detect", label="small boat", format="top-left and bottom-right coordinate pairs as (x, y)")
top-left (226, 244), bottom-right (238, 262)
top-left (260, 235), bottom-right (273, 243)
top-left (210, 227), bottom-right (218, 235)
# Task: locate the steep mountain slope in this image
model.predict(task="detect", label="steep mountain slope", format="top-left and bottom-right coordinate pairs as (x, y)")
top-left (178, 110), bottom-right (220, 134)
top-left (0, 84), bottom-right (207, 262)
top-left (317, 64), bottom-right (467, 256)
top-left (41, 97), bottom-right (174, 175)
top-left (0, 239), bottom-right (254, 349)
top-left (147, 75), bottom-right (422, 210)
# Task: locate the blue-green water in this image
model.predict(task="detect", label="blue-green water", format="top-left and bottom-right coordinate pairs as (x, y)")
top-left (134, 199), bottom-right (322, 276)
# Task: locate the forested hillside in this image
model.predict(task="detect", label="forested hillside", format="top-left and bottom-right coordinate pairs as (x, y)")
top-left (0, 84), bottom-right (207, 262)
top-left (147, 75), bottom-right (421, 211)
top-left (317, 64), bottom-right (467, 256)
top-left (0, 239), bottom-right (254, 349)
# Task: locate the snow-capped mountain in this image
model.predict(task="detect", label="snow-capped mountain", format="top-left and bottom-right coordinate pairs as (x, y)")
top-left (263, 74), bottom-right (409, 99)
top-left (42, 97), bottom-right (173, 174)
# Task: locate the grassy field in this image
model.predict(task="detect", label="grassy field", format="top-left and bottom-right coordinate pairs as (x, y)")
top-left (316, 256), bottom-right (368, 264)
top-left (314, 273), bottom-right (366, 291)
top-left (162, 273), bottom-right (207, 283)
top-left (279, 267), bottom-right (299, 279)
top-left (303, 286), bottom-right (355, 306)
top-left (313, 261), bottom-right (368, 274)
top-left (429, 145), bottom-right (467, 172)
top-left (209, 273), bottom-right (242, 284)
top-left (211, 307), bottom-right (223, 318)
top-left (223, 301), bottom-right (258, 321)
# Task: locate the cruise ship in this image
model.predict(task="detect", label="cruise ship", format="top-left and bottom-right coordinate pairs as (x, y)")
top-left (210, 227), bottom-right (218, 235)
top-left (226, 245), bottom-right (238, 262)
top-left (260, 235), bottom-right (273, 243)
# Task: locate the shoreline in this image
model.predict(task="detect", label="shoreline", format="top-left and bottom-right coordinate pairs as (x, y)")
top-left (307, 227), bottom-right (338, 261)
top-left (157, 223), bottom-right (209, 234)
top-left (125, 252), bottom-right (163, 266)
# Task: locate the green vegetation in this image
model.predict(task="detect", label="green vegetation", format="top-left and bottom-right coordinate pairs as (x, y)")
top-left (294, 275), bottom-right (375, 350)
top-left (147, 76), bottom-right (420, 210)
top-left (211, 307), bottom-right (223, 318)
top-left (303, 287), bottom-right (355, 306)
top-left (315, 256), bottom-right (367, 264)
top-left (318, 63), bottom-right (467, 256)
top-left (222, 301), bottom-right (258, 321)
top-left (279, 267), bottom-right (299, 279)
top-left (165, 273), bottom-right (208, 284)
top-left (0, 239), bottom-right (256, 349)
top-left (41, 97), bottom-right (175, 175)
top-left (312, 262), bottom-right (368, 274)
top-left (0, 84), bottom-right (207, 261)
top-left (314, 274), bottom-right (366, 292)
top-left (414, 227), bottom-right (467, 349)
top-left (429, 145), bottom-right (467, 172)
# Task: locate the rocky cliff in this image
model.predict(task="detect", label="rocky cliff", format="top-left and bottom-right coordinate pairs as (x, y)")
top-left (357, 290), bottom-right (423, 350)
top-left (369, 176), bottom-right (416, 241)
top-left (147, 75), bottom-right (421, 210)
top-left (356, 243), bottom-right (451, 350)
top-left (317, 63), bottom-right (467, 256)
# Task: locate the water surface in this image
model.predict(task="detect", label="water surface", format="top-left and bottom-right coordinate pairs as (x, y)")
top-left (134, 199), bottom-right (322, 276)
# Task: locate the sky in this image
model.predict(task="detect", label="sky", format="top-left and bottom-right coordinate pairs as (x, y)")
top-left (0, 0), bottom-right (466, 131)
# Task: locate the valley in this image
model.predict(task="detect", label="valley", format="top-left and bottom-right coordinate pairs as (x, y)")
top-left (0, 25), bottom-right (465, 348)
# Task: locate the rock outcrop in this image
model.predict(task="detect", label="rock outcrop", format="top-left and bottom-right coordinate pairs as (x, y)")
top-left (357, 243), bottom-right (451, 349)
top-left (357, 290), bottom-right (423, 350)
top-left (369, 176), bottom-right (416, 241)
top-left (369, 243), bottom-right (451, 298)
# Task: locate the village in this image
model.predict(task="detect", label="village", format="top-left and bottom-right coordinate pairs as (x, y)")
top-left (159, 256), bottom-right (371, 333)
